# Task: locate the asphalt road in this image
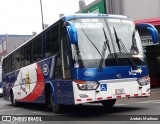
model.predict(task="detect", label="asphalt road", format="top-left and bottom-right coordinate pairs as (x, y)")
top-left (0, 88), bottom-right (160, 124)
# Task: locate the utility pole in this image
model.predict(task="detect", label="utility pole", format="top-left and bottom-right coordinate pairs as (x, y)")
top-left (40, 0), bottom-right (44, 30)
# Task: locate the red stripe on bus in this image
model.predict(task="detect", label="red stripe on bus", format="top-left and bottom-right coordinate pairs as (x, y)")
top-left (134, 94), bottom-right (138, 96)
top-left (107, 96), bottom-right (112, 99)
top-left (126, 95), bottom-right (130, 97)
top-left (116, 96), bottom-right (121, 98)
top-left (142, 93), bottom-right (146, 95)
top-left (20, 64), bottom-right (45, 102)
top-left (97, 97), bottom-right (102, 100)
top-left (87, 98), bottom-right (92, 101)
top-left (77, 99), bottom-right (82, 101)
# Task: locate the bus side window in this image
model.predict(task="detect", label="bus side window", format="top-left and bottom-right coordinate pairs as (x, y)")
top-left (15, 49), bottom-right (22, 69)
top-left (55, 54), bottom-right (62, 79)
top-left (33, 37), bottom-right (42, 62)
top-left (11, 52), bottom-right (16, 71)
top-left (45, 24), bottom-right (59, 58)
top-left (54, 24), bottom-right (62, 79)
top-left (8, 56), bottom-right (12, 73)
top-left (61, 31), bottom-right (71, 79)
top-left (3, 58), bottom-right (7, 74)
top-left (24, 42), bottom-right (32, 66)
top-left (21, 47), bottom-right (24, 67)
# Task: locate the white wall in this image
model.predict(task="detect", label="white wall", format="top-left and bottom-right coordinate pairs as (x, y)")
top-left (123, 0), bottom-right (160, 20)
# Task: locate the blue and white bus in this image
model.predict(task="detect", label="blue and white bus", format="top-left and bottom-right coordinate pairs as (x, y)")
top-left (2, 14), bottom-right (158, 113)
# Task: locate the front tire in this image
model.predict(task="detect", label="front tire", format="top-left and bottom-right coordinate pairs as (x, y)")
top-left (49, 90), bottom-right (62, 113)
top-left (102, 99), bottom-right (116, 109)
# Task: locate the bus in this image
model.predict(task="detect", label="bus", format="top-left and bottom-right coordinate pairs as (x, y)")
top-left (2, 14), bottom-right (159, 113)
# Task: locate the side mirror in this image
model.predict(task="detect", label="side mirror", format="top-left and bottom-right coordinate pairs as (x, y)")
top-left (66, 22), bottom-right (78, 44)
top-left (136, 23), bottom-right (159, 44)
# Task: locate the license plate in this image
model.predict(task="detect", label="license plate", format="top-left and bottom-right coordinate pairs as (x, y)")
top-left (115, 88), bottom-right (125, 95)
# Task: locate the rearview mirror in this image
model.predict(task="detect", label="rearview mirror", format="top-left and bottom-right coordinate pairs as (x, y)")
top-left (136, 23), bottom-right (159, 44)
top-left (66, 22), bottom-right (78, 44)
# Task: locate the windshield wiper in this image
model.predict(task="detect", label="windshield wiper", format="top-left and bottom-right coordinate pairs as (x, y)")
top-left (113, 27), bottom-right (137, 69)
top-left (98, 28), bottom-right (111, 72)
top-left (131, 30), bottom-right (139, 54)
top-left (81, 28), bottom-right (102, 57)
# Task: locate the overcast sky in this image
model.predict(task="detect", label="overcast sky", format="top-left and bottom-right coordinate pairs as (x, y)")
top-left (0, 0), bottom-right (94, 35)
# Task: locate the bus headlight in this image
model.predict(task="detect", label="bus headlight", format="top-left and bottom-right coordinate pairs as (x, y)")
top-left (137, 76), bottom-right (150, 86)
top-left (74, 80), bottom-right (99, 90)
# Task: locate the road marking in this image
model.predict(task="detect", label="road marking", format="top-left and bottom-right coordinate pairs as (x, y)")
top-left (33, 111), bottom-right (45, 115)
top-left (0, 108), bottom-right (20, 113)
top-left (135, 100), bottom-right (160, 104)
top-left (0, 101), bottom-right (10, 104)
top-left (115, 104), bottom-right (127, 106)
top-left (153, 101), bottom-right (160, 104)
top-left (33, 111), bottom-right (61, 115)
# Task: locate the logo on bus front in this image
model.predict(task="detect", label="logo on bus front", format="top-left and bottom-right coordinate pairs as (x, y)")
top-left (128, 68), bottom-right (142, 75)
top-left (84, 70), bottom-right (94, 76)
top-left (43, 64), bottom-right (49, 75)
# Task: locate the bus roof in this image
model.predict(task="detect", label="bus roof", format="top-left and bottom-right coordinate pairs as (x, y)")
top-left (62, 13), bottom-right (131, 21)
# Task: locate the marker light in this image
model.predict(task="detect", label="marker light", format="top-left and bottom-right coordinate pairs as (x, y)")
top-left (137, 76), bottom-right (150, 86)
top-left (74, 80), bottom-right (99, 90)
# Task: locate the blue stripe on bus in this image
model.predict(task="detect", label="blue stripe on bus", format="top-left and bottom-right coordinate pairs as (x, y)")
top-left (73, 66), bottom-right (148, 81)
top-left (54, 80), bottom-right (75, 105)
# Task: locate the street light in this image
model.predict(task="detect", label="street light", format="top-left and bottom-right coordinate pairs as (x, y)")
top-left (40, 0), bottom-right (44, 30)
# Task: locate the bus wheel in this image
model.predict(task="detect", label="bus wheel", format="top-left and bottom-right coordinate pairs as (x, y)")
top-left (49, 90), bottom-right (61, 113)
top-left (11, 92), bottom-right (19, 107)
top-left (101, 99), bottom-right (116, 109)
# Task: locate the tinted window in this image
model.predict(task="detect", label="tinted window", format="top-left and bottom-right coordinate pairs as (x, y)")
top-left (24, 42), bottom-right (32, 66)
top-left (45, 24), bottom-right (59, 58)
top-left (61, 31), bottom-right (71, 79)
top-left (3, 58), bottom-right (7, 74)
top-left (11, 52), bottom-right (16, 71)
top-left (33, 37), bottom-right (42, 62)
top-left (15, 49), bottom-right (21, 69)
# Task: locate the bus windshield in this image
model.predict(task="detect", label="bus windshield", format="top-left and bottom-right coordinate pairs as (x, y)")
top-left (71, 18), bottom-right (146, 68)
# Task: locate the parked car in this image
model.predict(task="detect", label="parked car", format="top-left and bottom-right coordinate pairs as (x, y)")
top-left (0, 83), bottom-right (3, 96)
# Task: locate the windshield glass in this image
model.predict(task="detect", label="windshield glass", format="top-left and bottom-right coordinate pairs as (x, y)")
top-left (70, 18), bottom-right (146, 68)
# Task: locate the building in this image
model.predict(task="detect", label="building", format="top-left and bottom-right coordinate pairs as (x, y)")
top-left (79, 0), bottom-right (160, 20)
top-left (78, 0), bottom-right (160, 87)
top-left (135, 18), bottom-right (160, 87)
top-left (0, 34), bottom-right (34, 82)
top-left (0, 34), bottom-right (34, 63)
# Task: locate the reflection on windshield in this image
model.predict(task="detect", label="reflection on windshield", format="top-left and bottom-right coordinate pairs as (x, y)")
top-left (108, 19), bottom-right (143, 56)
top-left (113, 26), bottom-right (137, 69)
top-left (131, 29), bottom-right (139, 54)
top-left (71, 18), bottom-right (146, 68)
top-left (81, 28), bottom-right (102, 57)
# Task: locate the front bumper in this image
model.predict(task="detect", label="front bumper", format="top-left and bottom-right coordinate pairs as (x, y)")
top-left (73, 78), bottom-right (150, 104)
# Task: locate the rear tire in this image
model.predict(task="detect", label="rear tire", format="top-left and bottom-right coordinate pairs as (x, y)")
top-left (11, 91), bottom-right (20, 107)
top-left (102, 99), bottom-right (116, 109)
top-left (49, 90), bottom-right (62, 113)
